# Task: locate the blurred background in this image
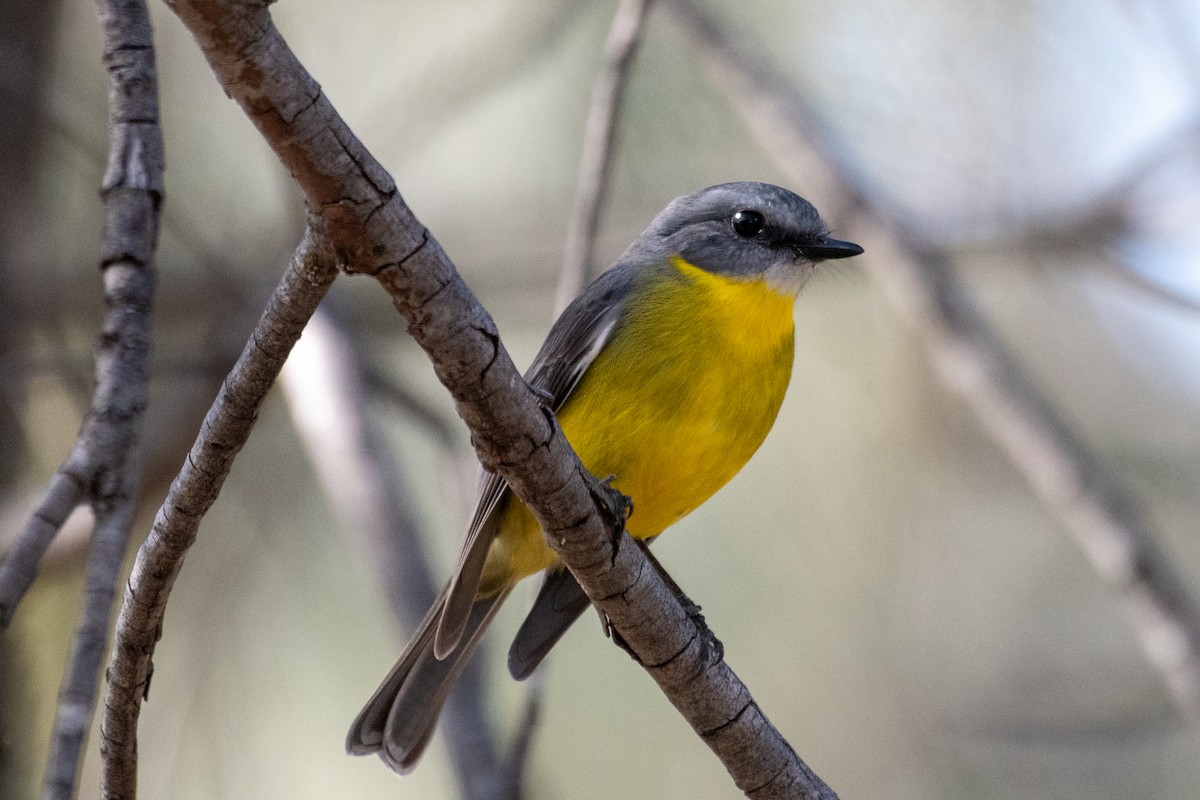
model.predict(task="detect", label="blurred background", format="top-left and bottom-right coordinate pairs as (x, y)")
top-left (3, 0), bottom-right (1200, 798)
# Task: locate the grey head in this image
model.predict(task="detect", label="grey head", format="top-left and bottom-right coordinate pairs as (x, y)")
top-left (619, 182), bottom-right (862, 294)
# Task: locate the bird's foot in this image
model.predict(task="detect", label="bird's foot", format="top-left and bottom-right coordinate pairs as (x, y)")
top-left (681, 597), bottom-right (724, 668)
top-left (586, 472), bottom-right (632, 564)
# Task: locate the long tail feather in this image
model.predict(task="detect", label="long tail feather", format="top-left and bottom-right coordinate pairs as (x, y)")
top-left (437, 498), bottom-right (507, 659)
top-left (347, 586), bottom-right (511, 773)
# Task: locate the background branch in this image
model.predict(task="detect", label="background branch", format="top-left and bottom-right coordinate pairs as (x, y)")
top-left (866, 238), bottom-right (1200, 724)
top-left (358, 362), bottom-right (460, 452)
top-left (0, 472), bottom-right (85, 620)
top-left (0, 0), bottom-right (163, 797)
top-left (554, 0), bottom-right (654, 312)
top-left (663, 0), bottom-right (1200, 726)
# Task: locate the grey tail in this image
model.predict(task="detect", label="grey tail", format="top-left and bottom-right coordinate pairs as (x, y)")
top-left (346, 586), bottom-right (511, 774)
top-left (507, 567), bottom-right (592, 681)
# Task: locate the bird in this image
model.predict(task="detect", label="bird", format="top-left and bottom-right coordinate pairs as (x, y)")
top-left (346, 181), bottom-right (863, 773)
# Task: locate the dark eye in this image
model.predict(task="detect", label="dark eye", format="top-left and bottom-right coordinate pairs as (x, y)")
top-left (731, 209), bottom-right (765, 237)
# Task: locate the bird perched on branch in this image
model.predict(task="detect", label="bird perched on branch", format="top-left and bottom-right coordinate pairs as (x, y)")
top-left (347, 181), bottom-right (863, 773)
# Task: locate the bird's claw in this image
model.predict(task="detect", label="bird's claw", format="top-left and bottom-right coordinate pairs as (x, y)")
top-left (586, 472), bottom-right (632, 563)
top-left (683, 600), bottom-right (724, 667)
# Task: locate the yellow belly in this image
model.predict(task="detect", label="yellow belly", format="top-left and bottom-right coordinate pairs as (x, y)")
top-left (479, 257), bottom-right (796, 593)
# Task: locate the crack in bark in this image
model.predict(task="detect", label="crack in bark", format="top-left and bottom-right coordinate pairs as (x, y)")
top-left (747, 759), bottom-right (792, 797)
top-left (701, 697), bottom-right (754, 739)
top-left (366, 227), bottom-right (429, 277)
top-left (473, 323), bottom-right (502, 386)
top-left (645, 627), bottom-right (697, 670)
top-left (596, 555), bottom-right (643, 603)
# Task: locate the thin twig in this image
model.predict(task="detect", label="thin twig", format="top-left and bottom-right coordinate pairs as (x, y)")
top-left (100, 230), bottom-right (337, 800)
top-left (122, 2), bottom-right (838, 797)
top-left (279, 308), bottom-right (510, 800)
top-left (43, 500), bottom-right (140, 800)
top-left (1104, 252), bottom-right (1200, 317)
top-left (663, 0), bottom-right (1200, 726)
top-left (484, 5), bottom-right (657, 773)
top-left (0, 471), bottom-right (86, 622)
top-left (554, 0), bottom-right (655, 313)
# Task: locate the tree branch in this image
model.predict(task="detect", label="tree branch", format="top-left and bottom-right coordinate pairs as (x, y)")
top-left (112, 1), bottom-right (839, 797)
top-left (0, 1), bottom-right (164, 797)
top-left (0, 470), bottom-right (86, 621)
top-left (44, 495), bottom-right (140, 800)
top-left (663, 0), bottom-right (1200, 726)
top-left (100, 230), bottom-right (337, 800)
top-left (499, 671), bottom-right (545, 800)
top-left (554, 0), bottom-right (654, 312)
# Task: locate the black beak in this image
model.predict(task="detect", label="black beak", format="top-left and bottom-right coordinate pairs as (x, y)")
top-left (799, 236), bottom-right (864, 262)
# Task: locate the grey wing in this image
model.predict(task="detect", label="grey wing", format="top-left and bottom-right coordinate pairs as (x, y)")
top-left (434, 265), bottom-right (638, 657)
top-left (522, 267), bottom-right (635, 405)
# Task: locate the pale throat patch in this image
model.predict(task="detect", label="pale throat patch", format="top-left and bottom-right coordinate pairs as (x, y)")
top-left (762, 259), bottom-right (815, 297)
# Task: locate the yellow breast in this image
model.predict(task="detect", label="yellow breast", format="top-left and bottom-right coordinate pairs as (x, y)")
top-left (479, 256), bottom-right (796, 593)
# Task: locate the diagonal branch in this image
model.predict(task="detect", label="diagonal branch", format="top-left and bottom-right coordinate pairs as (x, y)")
top-left (663, 0), bottom-right (1200, 726)
top-left (100, 229), bottom-right (338, 800)
top-left (0, 471), bottom-right (86, 621)
top-left (97, 2), bottom-right (839, 798)
top-left (555, 0), bottom-right (655, 312)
